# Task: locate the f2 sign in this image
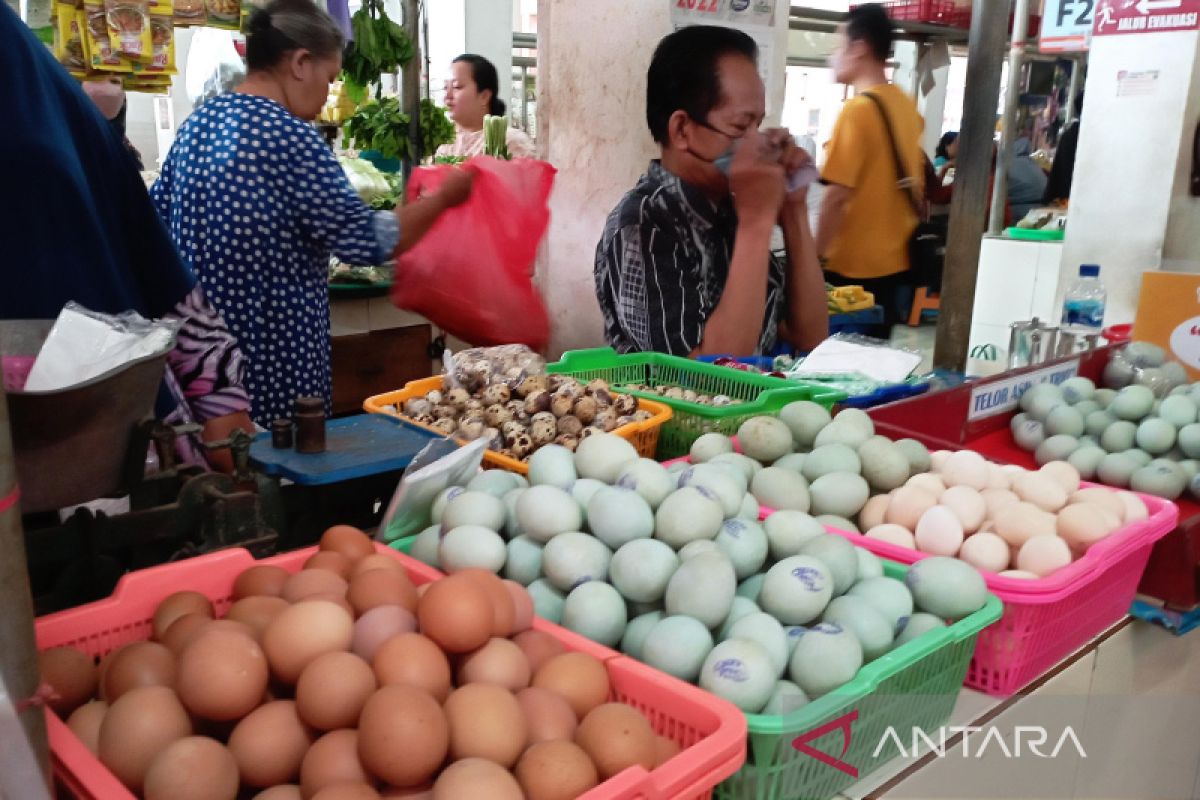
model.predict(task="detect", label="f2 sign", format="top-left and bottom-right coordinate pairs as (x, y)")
top-left (1041, 0), bottom-right (1094, 51)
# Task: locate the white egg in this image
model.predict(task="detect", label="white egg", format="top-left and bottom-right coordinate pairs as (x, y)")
top-left (985, 464), bottom-right (1012, 490)
top-left (1056, 502), bottom-right (1121, 554)
top-left (643, 616), bottom-right (714, 682)
top-left (905, 473), bottom-right (947, 498)
top-left (570, 478), bottom-right (608, 525)
top-left (441, 491), bottom-right (506, 532)
top-left (914, 506), bottom-right (965, 556)
top-left (858, 493), bottom-right (890, 533)
top-left (1012, 472), bottom-right (1068, 512)
top-left (929, 450), bottom-right (953, 472)
top-left (779, 400), bottom-right (833, 449)
top-left (541, 532), bottom-right (613, 592)
top-left (738, 493), bottom-right (761, 521)
top-left (614, 458), bottom-right (676, 509)
top-left (1017, 535), bottom-right (1073, 577)
top-left (574, 432), bottom-right (640, 483)
top-left (737, 574), bottom-right (766, 602)
top-left (517, 485), bottom-right (584, 543)
top-left (655, 487), bottom-right (725, 549)
top-left (815, 515), bottom-right (861, 533)
top-left (993, 502), bottom-right (1057, 548)
top-left (439, 525), bottom-right (506, 573)
top-left (981, 488), bottom-right (1020, 519)
top-left (885, 486), bottom-right (938, 530)
top-left (941, 450), bottom-right (989, 490)
top-left (822, 595), bottom-right (894, 662)
top-left (1039, 461), bottom-right (1081, 494)
top-left (957, 531), bottom-right (1010, 573)
top-left (587, 486), bottom-right (654, 549)
top-left (562, 582), bottom-right (627, 646)
top-left (1117, 491), bottom-right (1149, 522)
top-left (865, 524), bottom-right (917, 549)
top-left (809, 472), bottom-right (871, 519)
top-left (998, 569), bottom-right (1039, 579)
top-left (939, 486), bottom-right (987, 534)
top-left (609, 538), bottom-right (679, 603)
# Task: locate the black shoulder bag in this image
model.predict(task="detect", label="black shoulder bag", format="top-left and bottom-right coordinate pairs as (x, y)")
top-left (862, 91), bottom-right (944, 291)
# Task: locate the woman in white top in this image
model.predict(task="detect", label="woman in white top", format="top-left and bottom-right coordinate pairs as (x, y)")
top-left (437, 54), bottom-right (535, 159)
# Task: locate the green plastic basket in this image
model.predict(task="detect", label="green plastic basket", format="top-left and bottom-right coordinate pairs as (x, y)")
top-left (718, 561), bottom-right (1002, 800)
top-left (390, 535), bottom-right (417, 554)
top-left (391, 536), bottom-right (1000, 800)
top-left (547, 348), bottom-right (845, 460)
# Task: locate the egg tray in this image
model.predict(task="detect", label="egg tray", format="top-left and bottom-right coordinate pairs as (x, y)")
top-left (391, 542), bottom-right (1004, 800)
top-left (35, 545), bottom-right (748, 800)
top-left (819, 487), bottom-right (1177, 696)
top-left (546, 348), bottom-right (845, 460)
top-left (363, 375), bottom-right (673, 476)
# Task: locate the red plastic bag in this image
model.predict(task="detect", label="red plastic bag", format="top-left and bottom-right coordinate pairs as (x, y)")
top-left (392, 157), bottom-right (555, 351)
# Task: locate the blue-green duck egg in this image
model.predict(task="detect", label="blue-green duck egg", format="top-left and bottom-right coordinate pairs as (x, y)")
top-left (610, 538), bottom-right (679, 604)
top-left (654, 487), bottom-right (725, 549)
top-left (847, 576), bottom-right (914, 632)
top-left (411, 524), bottom-right (441, 569)
top-left (503, 535), bottom-right (544, 586)
top-left (1044, 406), bottom-right (1085, 438)
top-left (779, 400), bottom-right (833, 449)
top-left (760, 556), bottom-right (833, 625)
top-left (764, 511), bottom-right (826, 561)
top-left (715, 519), bottom-right (769, 580)
top-left (822, 595), bottom-right (894, 662)
top-left (620, 611), bottom-right (665, 661)
top-left (737, 573), bottom-right (766, 602)
top-left (751, 467), bottom-right (811, 512)
top-left (642, 615), bottom-right (714, 682)
top-left (1059, 376), bottom-right (1095, 404)
top-left (562, 582), bottom-right (627, 647)
top-left (527, 579), bottom-right (565, 624)
top-left (1135, 418), bottom-right (1176, 455)
top-left (699, 639), bottom-right (777, 712)
top-left (905, 556), bottom-right (988, 620)
top-left (799, 534), bottom-right (859, 596)
top-left (893, 611), bottom-right (947, 648)
top-left (1110, 385), bottom-right (1156, 421)
top-left (727, 612), bottom-right (789, 676)
top-left (614, 458), bottom-right (675, 509)
top-left (761, 679), bottom-right (810, 716)
top-left (690, 433), bottom-right (735, 464)
top-left (788, 622), bottom-right (864, 698)
top-left (664, 552), bottom-right (736, 629)
top-left (527, 444), bottom-right (578, 489)
top-left (800, 444), bottom-right (861, 482)
top-left (587, 486), bottom-right (654, 549)
top-left (1100, 420), bottom-right (1137, 453)
top-left (541, 532), bottom-right (612, 592)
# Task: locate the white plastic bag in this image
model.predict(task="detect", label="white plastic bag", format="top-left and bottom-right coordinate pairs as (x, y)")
top-left (24, 303), bottom-right (179, 392)
top-left (377, 438), bottom-right (487, 543)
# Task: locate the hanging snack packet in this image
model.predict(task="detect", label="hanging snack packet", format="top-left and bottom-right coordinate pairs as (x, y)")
top-left (85, 0), bottom-right (132, 72)
top-left (144, 0), bottom-right (176, 74)
top-left (105, 0), bottom-right (152, 62)
top-left (205, 0), bottom-right (240, 30)
top-left (174, 0), bottom-right (203, 25)
top-left (53, 3), bottom-right (87, 70)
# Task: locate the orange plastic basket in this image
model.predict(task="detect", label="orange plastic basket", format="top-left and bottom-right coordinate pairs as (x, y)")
top-left (363, 376), bottom-right (673, 475)
top-left (36, 545), bottom-right (746, 800)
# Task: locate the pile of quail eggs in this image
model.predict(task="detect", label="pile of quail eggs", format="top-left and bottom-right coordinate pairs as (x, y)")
top-left (397, 376), bottom-right (653, 461)
top-left (619, 384), bottom-right (742, 407)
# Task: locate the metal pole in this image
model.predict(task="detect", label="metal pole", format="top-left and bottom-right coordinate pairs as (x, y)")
top-left (421, 0), bottom-right (430, 101)
top-left (933, 0), bottom-right (1012, 371)
top-left (0, 386), bottom-right (49, 787)
top-left (988, 0), bottom-right (1030, 233)
top-left (521, 65), bottom-right (529, 133)
top-left (402, 0), bottom-right (422, 175)
top-left (1064, 55), bottom-right (1083, 125)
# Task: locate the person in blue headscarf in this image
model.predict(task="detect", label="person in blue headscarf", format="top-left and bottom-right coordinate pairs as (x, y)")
top-left (0, 3), bottom-right (253, 469)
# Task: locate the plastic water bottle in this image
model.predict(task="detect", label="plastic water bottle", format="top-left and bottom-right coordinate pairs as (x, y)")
top-left (1061, 264), bottom-right (1106, 334)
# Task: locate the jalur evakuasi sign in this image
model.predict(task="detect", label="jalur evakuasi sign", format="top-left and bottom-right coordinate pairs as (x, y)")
top-left (1093, 0), bottom-right (1200, 36)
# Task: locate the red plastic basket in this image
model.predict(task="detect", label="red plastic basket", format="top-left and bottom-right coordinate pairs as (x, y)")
top-left (857, 0), bottom-right (958, 24)
top-left (819, 489), bottom-right (1177, 695)
top-left (36, 545), bottom-right (747, 800)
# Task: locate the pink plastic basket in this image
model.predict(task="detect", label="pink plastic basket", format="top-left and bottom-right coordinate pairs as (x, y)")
top-left (819, 489), bottom-right (1177, 695)
top-left (36, 545), bottom-right (747, 800)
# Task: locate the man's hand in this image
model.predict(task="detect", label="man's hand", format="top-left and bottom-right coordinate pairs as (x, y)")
top-left (729, 130), bottom-right (785, 226)
top-left (436, 167), bottom-right (475, 208)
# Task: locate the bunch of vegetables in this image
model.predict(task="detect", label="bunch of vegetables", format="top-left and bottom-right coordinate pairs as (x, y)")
top-left (344, 96), bottom-right (412, 163)
top-left (420, 98), bottom-right (456, 159)
top-left (483, 114), bottom-right (510, 160)
top-left (341, 0), bottom-right (413, 103)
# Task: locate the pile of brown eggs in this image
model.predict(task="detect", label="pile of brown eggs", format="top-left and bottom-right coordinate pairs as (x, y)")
top-left (39, 527), bottom-right (679, 800)
top-left (398, 376), bottom-right (653, 459)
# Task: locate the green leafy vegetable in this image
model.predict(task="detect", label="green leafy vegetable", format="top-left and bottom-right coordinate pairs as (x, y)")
top-left (341, 0), bottom-right (413, 102)
top-left (433, 155), bottom-right (467, 166)
top-left (344, 96), bottom-right (412, 162)
top-left (483, 115), bottom-right (510, 160)
top-left (420, 99), bottom-right (456, 159)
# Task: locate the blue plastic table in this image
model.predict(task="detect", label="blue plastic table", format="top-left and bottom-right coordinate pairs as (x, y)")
top-left (250, 414), bottom-right (445, 486)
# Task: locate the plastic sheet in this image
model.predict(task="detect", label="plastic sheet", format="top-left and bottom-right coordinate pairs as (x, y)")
top-left (377, 438), bottom-right (487, 542)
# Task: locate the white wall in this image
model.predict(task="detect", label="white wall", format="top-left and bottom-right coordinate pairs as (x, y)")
top-left (464, 0), bottom-right (513, 111)
top-left (1162, 36), bottom-right (1200, 272)
top-left (1057, 30), bottom-right (1200, 325)
top-left (426, 0), bottom-right (465, 105)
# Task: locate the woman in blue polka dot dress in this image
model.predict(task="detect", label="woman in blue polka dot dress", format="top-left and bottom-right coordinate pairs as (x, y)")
top-left (152, 0), bottom-right (472, 426)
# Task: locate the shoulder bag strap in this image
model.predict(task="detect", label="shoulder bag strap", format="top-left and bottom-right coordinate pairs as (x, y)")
top-left (862, 90), bottom-right (923, 217)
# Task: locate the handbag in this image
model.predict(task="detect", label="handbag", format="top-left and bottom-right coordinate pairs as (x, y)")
top-left (862, 91), bottom-right (944, 291)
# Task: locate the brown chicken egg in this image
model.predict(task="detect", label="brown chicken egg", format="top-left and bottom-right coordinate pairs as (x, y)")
top-left (253, 787), bottom-right (304, 800)
top-left (416, 575), bottom-right (492, 654)
top-left (654, 735), bottom-right (682, 767)
top-left (305, 551), bottom-right (355, 580)
top-left (307, 592), bottom-right (357, 617)
top-left (431, 758), bottom-right (523, 800)
top-left (443, 683), bottom-right (528, 768)
top-left (372, 633), bottom-right (452, 701)
top-left (351, 605), bottom-right (418, 663)
top-left (301, 729), bottom-right (375, 800)
top-left (39, 646), bottom-right (97, 716)
top-left (575, 703), bottom-right (656, 780)
top-left (515, 740), bottom-right (600, 800)
top-left (502, 580), bottom-right (534, 634)
top-left (296, 652), bottom-right (377, 731)
top-left (66, 700), bottom-right (108, 754)
top-left (357, 686), bottom-right (448, 788)
top-left (177, 628), bottom-right (269, 721)
top-left (102, 641), bottom-right (176, 702)
top-left (283, 570), bottom-right (350, 604)
top-left (319, 525), bottom-right (376, 562)
top-left (532, 653), bottom-right (611, 719)
top-left (378, 785), bottom-right (433, 799)
top-left (97, 685), bottom-right (192, 791)
top-left (160, 614), bottom-right (213, 655)
top-left (350, 554), bottom-right (407, 580)
top-left (312, 784), bottom-right (381, 800)
top-left (153, 591), bottom-right (214, 640)
top-left (347, 568), bottom-right (418, 616)
top-left (263, 600), bottom-right (355, 684)
top-left (516, 687), bottom-right (578, 744)
top-left (225, 596), bottom-right (290, 640)
top-left (512, 630), bottom-right (565, 674)
top-left (227, 700), bottom-right (315, 788)
top-left (143, 736), bottom-right (239, 800)
top-left (234, 565), bottom-right (291, 599)
top-left (455, 569), bottom-right (515, 637)
top-left (456, 638), bottom-right (531, 691)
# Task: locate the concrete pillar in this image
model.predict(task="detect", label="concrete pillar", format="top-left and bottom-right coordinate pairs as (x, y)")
top-left (465, 0), bottom-right (514, 112)
top-left (1057, 29), bottom-right (1200, 324)
top-left (535, 0), bottom-right (789, 356)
